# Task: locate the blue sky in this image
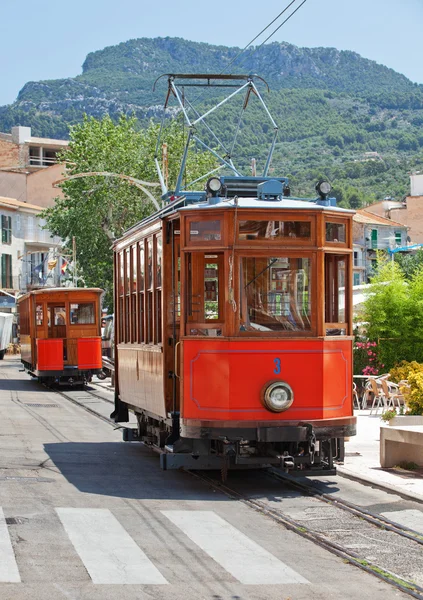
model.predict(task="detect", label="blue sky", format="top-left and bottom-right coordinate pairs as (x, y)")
top-left (0, 0), bottom-right (422, 106)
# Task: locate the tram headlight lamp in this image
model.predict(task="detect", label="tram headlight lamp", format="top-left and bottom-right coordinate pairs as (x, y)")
top-left (261, 381), bottom-right (294, 413)
top-left (206, 177), bottom-right (223, 196)
top-left (315, 180), bottom-right (331, 199)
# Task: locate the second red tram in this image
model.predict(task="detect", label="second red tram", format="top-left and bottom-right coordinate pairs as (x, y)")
top-left (18, 288), bottom-right (103, 385)
top-left (112, 176), bottom-right (356, 473)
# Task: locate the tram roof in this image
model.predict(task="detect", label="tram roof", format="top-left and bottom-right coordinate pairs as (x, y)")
top-left (17, 287), bottom-right (103, 301)
top-left (118, 195), bottom-right (355, 243)
top-left (177, 197), bottom-right (355, 212)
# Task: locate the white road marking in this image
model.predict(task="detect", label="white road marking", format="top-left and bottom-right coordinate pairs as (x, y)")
top-left (381, 509), bottom-right (423, 534)
top-left (0, 507), bottom-right (21, 582)
top-left (162, 510), bottom-right (308, 585)
top-left (56, 508), bottom-right (168, 585)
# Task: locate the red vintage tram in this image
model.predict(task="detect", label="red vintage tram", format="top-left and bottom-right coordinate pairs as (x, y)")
top-left (111, 74), bottom-right (356, 473)
top-left (18, 288), bottom-right (103, 385)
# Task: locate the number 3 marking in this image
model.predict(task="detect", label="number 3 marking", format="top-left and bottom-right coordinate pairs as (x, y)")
top-left (274, 357), bottom-right (281, 374)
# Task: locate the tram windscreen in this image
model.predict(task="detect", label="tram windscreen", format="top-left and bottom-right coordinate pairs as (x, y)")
top-left (240, 257), bottom-right (311, 332)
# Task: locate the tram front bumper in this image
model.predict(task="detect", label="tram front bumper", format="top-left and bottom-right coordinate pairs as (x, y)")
top-left (180, 416), bottom-right (356, 442)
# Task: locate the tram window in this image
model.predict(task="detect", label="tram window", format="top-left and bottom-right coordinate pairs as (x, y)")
top-left (147, 239), bottom-right (153, 289)
top-left (156, 235), bottom-right (162, 288)
top-left (118, 251), bottom-right (124, 296)
top-left (118, 298), bottom-right (124, 344)
top-left (240, 257), bottom-right (311, 332)
top-left (185, 253), bottom-right (224, 333)
top-left (117, 252), bottom-right (124, 343)
top-left (35, 304), bottom-right (43, 326)
top-left (146, 238), bottom-right (154, 343)
top-left (53, 307), bottom-right (66, 326)
top-left (155, 235), bottom-right (162, 344)
top-left (146, 291), bottom-right (153, 343)
top-left (131, 245), bottom-right (137, 343)
top-left (324, 254), bottom-right (347, 335)
top-left (189, 220), bottom-right (221, 242)
top-left (70, 303), bottom-right (95, 324)
top-left (204, 261), bottom-right (219, 319)
top-left (189, 327), bottom-right (222, 337)
top-left (326, 222), bottom-right (346, 243)
top-left (138, 243), bottom-right (145, 343)
top-left (239, 220), bottom-right (311, 240)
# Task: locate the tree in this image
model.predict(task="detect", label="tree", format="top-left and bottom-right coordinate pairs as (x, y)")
top-left (43, 114), bottom-right (216, 307)
top-left (362, 260), bottom-right (423, 369)
top-left (395, 248), bottom-right (423, 280)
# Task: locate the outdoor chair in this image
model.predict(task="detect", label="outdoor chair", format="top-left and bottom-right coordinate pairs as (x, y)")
top-left (381, 379), bottom-right (404, 409)
top-left (369, 378), bottom-right (388, 414)
top-left (353, 382), bottom-right (361, 410)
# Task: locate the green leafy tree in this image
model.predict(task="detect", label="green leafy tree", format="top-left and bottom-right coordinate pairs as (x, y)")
top-left (43, 114), bottom-right (216, 307)
top-left (395, 248), bottom-right (423, 280)
top-left (362, 259), bottom-right (423, 369)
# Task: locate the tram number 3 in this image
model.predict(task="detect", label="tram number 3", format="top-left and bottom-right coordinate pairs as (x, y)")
top-left (273, 357), bottom-right (281, 374)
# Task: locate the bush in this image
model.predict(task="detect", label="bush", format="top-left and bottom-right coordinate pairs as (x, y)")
top-left (353, 340), bottom-right (383, 376)
top-left (381, 409), bottom-right (397, 422)
top-left (389, 360), bottom-right (423, 383)
top-left (402, 371), bottom-right (423, 415)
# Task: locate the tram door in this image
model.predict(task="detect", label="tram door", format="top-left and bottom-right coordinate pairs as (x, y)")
top-left (47, 304), bottom-right (66, 338)
top-left (170, 223), bottom-right (181, 415)
top-left (48, 304), bottom-right (67, 361)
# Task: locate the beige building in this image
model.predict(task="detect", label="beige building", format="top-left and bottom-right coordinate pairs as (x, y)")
top-left (365, 173), bottom-right (423, 244)
top-left (0, 126), bottom-right (67, 208)
top-left (352, 210), bottom-right (408, 284)
top-left (0, 195), bottom-right (63, 309)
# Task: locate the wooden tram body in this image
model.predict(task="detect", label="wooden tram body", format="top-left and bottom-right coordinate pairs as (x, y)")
top-left (18, 288), bottom-right (103, 385)
top-left (112, 179), bottom-right (356, 473)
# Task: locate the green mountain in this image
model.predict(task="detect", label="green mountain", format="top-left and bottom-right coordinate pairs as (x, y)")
top-left (1, 37), bottom-right (423, 205)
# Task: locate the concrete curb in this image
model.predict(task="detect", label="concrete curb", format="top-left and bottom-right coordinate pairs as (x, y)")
top-left (337, 465), bottom-right (423, 504)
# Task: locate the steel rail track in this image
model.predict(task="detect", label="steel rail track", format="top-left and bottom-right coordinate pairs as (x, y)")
top-left (44, 384), bottom-right (423, 598)
top-left (268, 468), bottom-right (423, 545)
top-left (189, 470), bottom-right (423, 600)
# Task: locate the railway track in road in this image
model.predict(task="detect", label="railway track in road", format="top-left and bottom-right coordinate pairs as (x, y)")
top-left (48, 383), bottom-right (423, 600)
top-left (191, 471), bottom-right (423, 600)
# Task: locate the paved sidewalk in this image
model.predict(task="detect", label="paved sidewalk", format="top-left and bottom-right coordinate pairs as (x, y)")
top-left (339, 411), bottom-right (423, 502)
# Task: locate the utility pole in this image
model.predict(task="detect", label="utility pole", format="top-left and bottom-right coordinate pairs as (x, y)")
top-left (72, 237), bottom-right (76, 287)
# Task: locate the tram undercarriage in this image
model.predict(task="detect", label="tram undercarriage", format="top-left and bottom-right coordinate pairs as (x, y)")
top-left (120, 406), bottom-right (354, 475)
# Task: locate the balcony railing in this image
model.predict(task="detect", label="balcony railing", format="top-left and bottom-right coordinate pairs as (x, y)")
top-left (29, 156), bottom-right (58, 166)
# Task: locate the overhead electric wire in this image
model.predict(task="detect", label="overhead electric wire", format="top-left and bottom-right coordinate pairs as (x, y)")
top-left (162, 0), bottom-right (310, 173)
top-left (248, 0), bottom-right (309, 56)
top-left (221, 0), bottom-right (301, 76)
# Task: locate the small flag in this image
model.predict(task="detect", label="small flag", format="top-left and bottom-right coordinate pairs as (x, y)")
top-left (48, 259), bottom-right (57, 270)
top-left (61, 259), bottom-right (68, 275)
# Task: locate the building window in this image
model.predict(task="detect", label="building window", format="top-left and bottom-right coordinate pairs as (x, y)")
top-left (1, 254), bottom-right (12, 288)
top-left (29, 146), bottom-right (58, 166)
top-left (1, 216), bottom-right (12, 244)
top-left (353, 273), bottom-right (360, 286)
top-left (395, 232), bottom-right (402, 247)
top-left (371, 229), bottom-right (378, 249)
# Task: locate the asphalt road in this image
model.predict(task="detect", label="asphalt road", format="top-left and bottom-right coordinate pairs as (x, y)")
top-left (0, 357), bottom-right (411, 600)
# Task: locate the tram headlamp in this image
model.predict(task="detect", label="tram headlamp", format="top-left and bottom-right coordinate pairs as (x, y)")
top-left (261, 381), bottom-right (294, 413)
top-left (315, 180), bottom-right (331, 199)
top-left (206, 177), bottom-right (223, 196)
